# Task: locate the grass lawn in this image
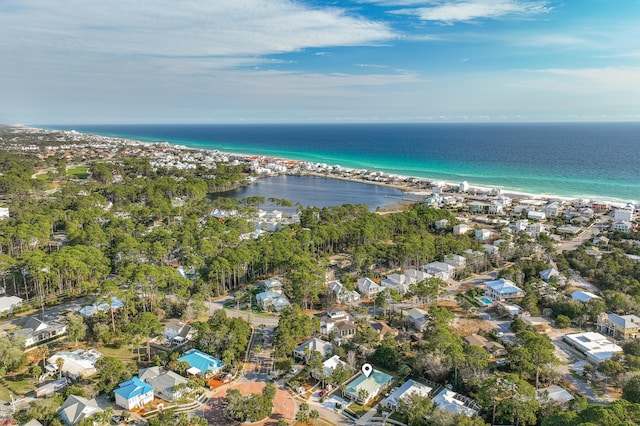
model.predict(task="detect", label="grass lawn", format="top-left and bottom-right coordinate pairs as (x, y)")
top-left (96, 343), bottom-right (137, 362)
top-left (347, 402), bottom-right (371, 418)
top-left (67, 166), bottom-right (89, 179)
top-left (1, 373), bottom-right (37, 397)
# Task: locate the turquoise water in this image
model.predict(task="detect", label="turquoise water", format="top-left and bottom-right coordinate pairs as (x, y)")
top-left (46, 123), bottom-right (640, 202)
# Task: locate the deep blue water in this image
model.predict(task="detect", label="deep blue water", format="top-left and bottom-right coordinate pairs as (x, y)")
top-left (217, 175), bottom-right (409, 212)
top-left (46, 122), bottom-right (640, 202)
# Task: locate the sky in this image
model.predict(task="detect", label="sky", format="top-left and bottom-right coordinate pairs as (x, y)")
top-left (1, 0), bottom-right (640, 124)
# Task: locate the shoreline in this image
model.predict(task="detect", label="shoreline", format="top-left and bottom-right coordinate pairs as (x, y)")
top-left (11, 125), bottom-right (632, 207)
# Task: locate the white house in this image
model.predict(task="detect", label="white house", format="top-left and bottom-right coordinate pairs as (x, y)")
top-left (614, 207), bottom-right (634, 222)
top-left (423, 262), bottom-right (456, 281)
top-left (407, 308), bottom-right (429, 331)
top-left (484, 279), bottom-right (524, 301)
top-left (327, 281), bottom-right (360, 305)
top-left (381, 379), bottom-right (434, 411)
top-left (312, 355), bottom-right (348, 380)
top-left (139, 367), bottom-right (189, 402)
top-left (114, 377), bottom-right (154, 410)
top-left (453, 224), bottom-right (470, 236)
top-left (475, 229), bottom-right (492, 241)
top-left (319, 308), bottom-right (356, 339)
top-left (444, 254), bottom-right (466, 269)
top-left (564, 332), bottom-right (623, 364)
top-left (571, 290), bottom-right (601, 303)
top-left (14, 317), bottom-right (67, 347)
top-left (0, 207), bottom-right (8, 220)
top-left (432, 389), bottom-right (480, 417)
top-left (380, 274), bottom-right (410, 294)
top-left (612, 221), bottom-right (634, 232)
top-left (58, 395), bottom-right (103, 426)
top-left (294, 338), bottom-right (333, 361)
top-left (539, 267), bottom-right (560, 282)
top-left (48, 349), bottom-right (102, 379)
top-left (0, 295), bottom-right (22, 314)
top-left (405, 269), bottom-right (430, 283)
top-left (357, 277), bottom-right (384, 299)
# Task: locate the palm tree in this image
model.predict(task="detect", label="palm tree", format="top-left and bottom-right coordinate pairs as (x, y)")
top-left (56, 357), bottom-right (65, 379)
top-left (309, 409), bottom-right (319, 425)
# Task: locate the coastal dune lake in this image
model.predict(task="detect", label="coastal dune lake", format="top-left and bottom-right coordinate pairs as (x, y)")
top-left (216, 175), bottom-right (409, 212)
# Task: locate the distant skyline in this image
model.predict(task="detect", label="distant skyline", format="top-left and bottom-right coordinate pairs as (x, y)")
top-left (1, 0), bottom-right (640, 124)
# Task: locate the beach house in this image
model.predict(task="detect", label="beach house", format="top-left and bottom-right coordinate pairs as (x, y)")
top-left (177, 349), bottom-right (223, 378)
top-left (357, 277), bottom-right (384, 299)
top-left (344, 369), bottom-right (393, 404)
top-left (407, 307), bottom-right (429, 331)
top-left (484, 279), bottom-right (524, 301)
top-left (114, 377), bottom-right (155, 410)
top-left (381, 379), bottom-right (434, 411)
top-left (58, 395), bottom-right (103, 426)
top-left (597, 312), bottom-right (640, 340)
top-left (139, 367), bottom-right (189, 402)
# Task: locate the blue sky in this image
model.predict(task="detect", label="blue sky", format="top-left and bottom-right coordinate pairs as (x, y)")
top-left (1, 0), bottom-right (639, 123)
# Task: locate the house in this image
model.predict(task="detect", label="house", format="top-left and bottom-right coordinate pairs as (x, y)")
top-left (48, 349), bottom-right (102, 379)
top-left (312, 355), bottom-right (348, 380)
top-left (177, 349), bottom-right (223, 378)
top-left (14, 317), bottom-right (67, 347)
top-left (381, 273), bottom-right (410, 294)
top-left (453, 224), bottom-right (470, 236)
top-left (539, 267), bottom-right (560, 282)
top-left (357, 278), bottom-right (384, 299)
top-left (614, 207), bottom-right (634, 222)
top-left (58, 395), bottom-right (103, 426)
top-left (0, 207), bottom-right (9, 220)
top-left (522, 316), bottom-right (552, 333)
top-left (434, 219), bottom-right (449, 230)
top-left (571, 290), bottom-right (601, 303)
top-left (24, 419), bottom-right (44, 426)
top-left (423, 261), bottom-right (456, 281)
top-left (139, 367), bottom-right (189, 402)
top-left (463, 334), bottom-right (506, 357)
top-left (475, 229), bottom-right (492, 241)
top-left (444, 254), bottom-right (466, 269)
top-left (597, 312), bottom-right (640, 340)
top-left (293, 338), bottom-right (333, 361)
top-left (404, 269), bottom-right (430, 283)
top-left (536, 386), bottom-right (574, 405)
top-left (115, 377), bottom-right (155, 410)
top-left (495, 302), bottom-right (522, 318)
top-left (0, 295), bottom-right (22, 314)
top-left (527, 210), bottom-right (546, 221)
top-left (256, 290), bottom-right (290, 312)
top-left (260, 278), bottom-right (283, 292)
top-left (612, 220), bottom-right (634, 232)
top-left (484, 279), bottom-right (524, 301)
top-left (319, 308), bottom-right (356, 339)
top-left (432, 389), bottom-right (480, 417)
top-left (164, 319), bottom-right (193, 342)
top-left (370, 320), bottom-right (398, 341)
top-left (381, 379), bottom-right (434, 411)
top-left (77, 297), bottom-right (124, 317)
top-left (327, 281), bottom-right (360, 305)
top-left (544, 202), bottom-right (561, 218)
top-left (407, 308), bottom-right (429, 332)
top-left (564, 332), bottom-right (623, 364)
top-left (344, 369), bottom-right (393, 404)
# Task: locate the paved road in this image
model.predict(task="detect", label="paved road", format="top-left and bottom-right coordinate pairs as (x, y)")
top-left (205, 296), bottom-right (280, 327)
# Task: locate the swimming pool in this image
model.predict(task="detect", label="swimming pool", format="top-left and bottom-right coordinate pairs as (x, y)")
top-left (476, 296), bottom-right (493, 306)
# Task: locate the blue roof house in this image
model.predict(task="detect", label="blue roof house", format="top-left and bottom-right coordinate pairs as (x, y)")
top-left (114, 377), bottom-right (154, 410)
top-left (178, 349), bottom-right (223, 378)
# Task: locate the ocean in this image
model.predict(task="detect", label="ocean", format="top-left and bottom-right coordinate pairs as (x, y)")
top-left (46, 122), bottom-right (640, 202)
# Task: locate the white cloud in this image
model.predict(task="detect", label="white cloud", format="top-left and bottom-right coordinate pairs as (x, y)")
top-left (529, 66), bottom-right (640, 91)
top-left (388, 0), bottom-right (550, 23)
top-left (0, 0), bottom-right (396, 62)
